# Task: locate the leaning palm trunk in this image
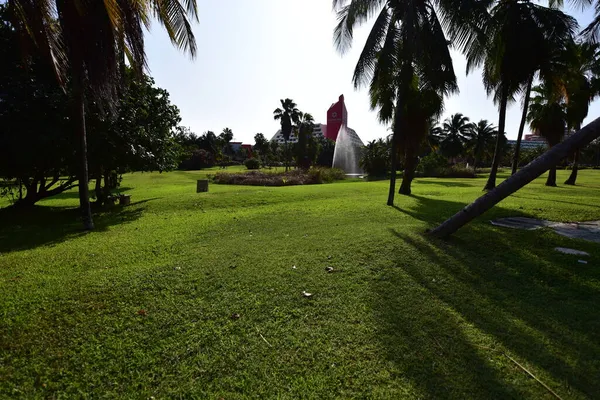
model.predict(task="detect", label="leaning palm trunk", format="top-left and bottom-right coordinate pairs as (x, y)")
top-left (73, 73), bottom-right (94, 230)
top-left (511, 75), bottom-right (533, 175)
top-left (429, 117), bottom-right (600, 238)
top-left (564, 149), bottom-right (579, 185)
top-left (484, 87), bottom-right (509, 191)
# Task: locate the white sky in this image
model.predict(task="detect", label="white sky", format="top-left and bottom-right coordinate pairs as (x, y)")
top-left (144, 0), bottom-right (598, 144)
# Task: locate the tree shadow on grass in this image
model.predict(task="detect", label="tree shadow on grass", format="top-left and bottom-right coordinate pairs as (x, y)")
top-left (371, 256), bottom-right (520, 398)
top-left (392, 194), bottom-right (536, 227)
top-left (510, 194), bottom-right (600, 210)
top-left (377, 212), bottom-right (600, 398)
top-left (48, 187), bottom-right (134, 201)
top-left (0, 199), bottom-right (153, 254)
top-left (413, 179), bottom-right (474, 188)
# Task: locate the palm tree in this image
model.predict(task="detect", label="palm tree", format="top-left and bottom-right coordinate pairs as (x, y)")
top-left (273, 99), bottom-right (300, 171)
top-left (465, 0), bottom-right (576, 190)
top-left (527, 85), bottom-right (567, 186)
top-left (465, 120), bottom-right (497, 171)
top-left (561, 42), bottom-right (600, 185)
top-left (9, 0), bottom-right (198, 230)
top-left (295, 112), bottom-right (315, 169)
top-left (439, 113), bottom-right (472, 160)
top-left (220, 127), bottom-right (234, 158)
top-left (333, 0), bottom-right (458, 204)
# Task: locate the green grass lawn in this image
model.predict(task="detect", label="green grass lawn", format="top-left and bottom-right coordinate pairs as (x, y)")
top-left (1, 167), bottom-right (599, 399)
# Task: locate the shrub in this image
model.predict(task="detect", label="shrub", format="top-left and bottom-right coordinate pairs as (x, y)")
top-left (244, 158), bottom-right (261, 170)
top-left (360, 139), bottom-right (390, 177)
top-left (308, 167), bottom-right (345, 184)
top-left (416, 164), bottom-right (476, 178)
top-left (417, 152), bottom-right (448, 176)
top-left (213, 168), bottom-right (345, 186)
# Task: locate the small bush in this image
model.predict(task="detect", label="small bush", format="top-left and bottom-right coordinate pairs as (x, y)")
top-left (416, 164), bottom-right (476, 178)
top-left (244, 158), bottom-right (261, 170)
top-left (417, 152), bottom-right (448, 176)
top-left (308, 167), bottom-right (345, 183)
top-left (214, 168), bottom-right (345, 186)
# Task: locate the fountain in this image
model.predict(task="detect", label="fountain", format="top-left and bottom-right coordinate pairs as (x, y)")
top-left (332, 125), bottom-right (363, 176)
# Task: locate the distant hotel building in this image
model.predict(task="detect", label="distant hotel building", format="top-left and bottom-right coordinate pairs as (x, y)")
top-left (508, 133), bottom-right (547, 149)
top-left (508, 128), bottom-right (575, 149)
top-left (270, 95), bottom-right (364, 147)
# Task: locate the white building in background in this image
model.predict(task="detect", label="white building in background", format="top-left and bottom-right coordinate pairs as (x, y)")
top-left (270, 95), bottom-right (364, 147)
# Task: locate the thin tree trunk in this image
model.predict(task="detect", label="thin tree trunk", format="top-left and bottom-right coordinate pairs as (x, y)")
top-left (511, 75), bottom-right (533, 175)
top-left (429, 117), bottom-right (600, 238)
top-left (484, 87), bottom-right (509, 191)
top-left (546, 165), bottom-right (557, 186)
top-left (399, 148), bottom-right (417, 195)
top-left (73, 76), bottom-right (94, 230)
top-left (387, 99), bottom-right (402, 206)
top-left (387, 131), bottom-right (399, 206)
top-left (564, 150), bottom-right (579, 185)
top-left (284, 140), bottom-right (289, 172)
top-left (473, 152), bottom-right (480, 173)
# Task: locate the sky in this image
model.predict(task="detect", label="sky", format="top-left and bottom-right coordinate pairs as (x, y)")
top-left (144, 1), bottom-right (599, 145)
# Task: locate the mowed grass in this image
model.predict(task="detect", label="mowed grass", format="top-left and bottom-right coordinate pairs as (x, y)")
top-left (1, 167), bottom-right (599, 399)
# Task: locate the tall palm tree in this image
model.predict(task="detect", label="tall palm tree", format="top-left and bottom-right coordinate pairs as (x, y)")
top-left (9, 0), bottom-right (198, 230)
top-left (561, 41), bottom-right (600, 185)
top-left (527, 85), bottom-right (567, 186)
top-left (439, 113), bottom-right (472, 160)
top-left (333, 0), bottom-right (458, 204)
top-left (465, 0), bottom-right (576, 190)
top-left (273, 98), bottom-right (300, 171)
top-left (295, 112), bottom-right (315, 169)
top-left (465, 120), bottom-right (497, 171)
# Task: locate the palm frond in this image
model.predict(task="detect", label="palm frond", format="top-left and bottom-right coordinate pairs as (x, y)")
top-left (351, 5), bottom-right (391, 88)
top-left (152, 0), bottom-right (198, 58)
top-left (333, 0), bottom-right (386, 54)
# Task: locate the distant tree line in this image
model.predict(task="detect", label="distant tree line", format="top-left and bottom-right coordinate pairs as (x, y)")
top-left (360, 112), bottom-right (600, 179)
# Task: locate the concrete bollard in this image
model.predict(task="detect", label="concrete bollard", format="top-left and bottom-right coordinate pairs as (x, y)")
top-left (196, 180), bottom-right (209, 193)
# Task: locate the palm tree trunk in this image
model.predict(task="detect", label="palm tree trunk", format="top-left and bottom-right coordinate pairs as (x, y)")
top-left (546, 165), bottom-right (557, 186)
top-left (387, 131), bottom-right (399, 206)
top-left (387, 99), bottom-right (402, 206)
top-left (473, 151), bottom-right (480, 173)
top-left (399, 146), bottom-right (417, 195)
top-left (73, 76), bottom-right (94, 230)
top-left (484, 86), bottom-right (509, 191)
top-left (511, 75), bottom-right (533, 175)
top-left (564, 149), bottom-right (579, 185)
top-left (284, 139), bottom-right (289, 172)
top-left (429, 117), bottom-right (600, 238)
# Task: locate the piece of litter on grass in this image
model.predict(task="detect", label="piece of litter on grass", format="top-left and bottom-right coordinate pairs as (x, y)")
top-left (578, 260), bottom-right (588, 264)
top-left (325, 267), bottom-right (334, 273)
top-left (302, 291), bottom-right (313, 298)
top-left (230, 313), bottom-right (240, 320)
top-left (173, 266), bottom-right (181, 270)
top-left (292, 265), bottom-right (297, 269)
top-left (137, 309), bottom-right (147, 316)
top-left (555, 247), bottom-right (590, 256)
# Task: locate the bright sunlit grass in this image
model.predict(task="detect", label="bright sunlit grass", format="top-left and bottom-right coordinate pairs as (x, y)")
top-left (1, 168), bottom-right (599, 398)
